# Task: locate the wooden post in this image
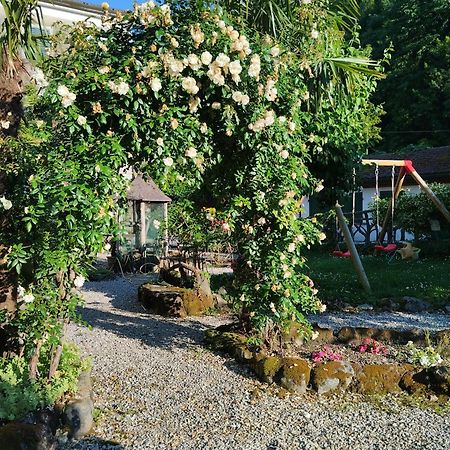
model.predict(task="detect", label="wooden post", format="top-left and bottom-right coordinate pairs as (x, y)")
top-left (335, 203), bottom-right (371, 294)
top-left (140, 201), bottom-right (146, 248)
top-left (409, 170), bottom-right (450, 226)
top-left (164, 202), bottom-right (169, 257)
top-left (378, 167), bottom-right (407, 243)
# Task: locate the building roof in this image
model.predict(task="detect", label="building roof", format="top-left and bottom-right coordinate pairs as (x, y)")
top-left (40, 0), bottom-right (103, 15)
top-left (127, 176), bottom-right (171, 203)
top-left (359, 146), bottom-right (450, 187)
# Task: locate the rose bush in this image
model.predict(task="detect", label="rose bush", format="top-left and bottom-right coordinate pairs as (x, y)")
top-left (1, 1), bottom-right (382, 402)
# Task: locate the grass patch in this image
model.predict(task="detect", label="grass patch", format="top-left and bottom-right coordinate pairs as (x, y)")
top-left (306, 252), bottom-right (450, 308)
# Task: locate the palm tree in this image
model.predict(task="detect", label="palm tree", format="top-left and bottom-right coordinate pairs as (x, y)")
top-left (0, 0), bottom-right (44, 314)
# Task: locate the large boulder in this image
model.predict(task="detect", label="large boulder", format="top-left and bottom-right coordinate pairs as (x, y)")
top-left (280, 357), bottom-right (311, 394)
top-left (63, 370), bottom-right (94, 439)
top-left (353, 363), bottom-right (413, 394)
top-left (253, 355), bottom-right (283, 384)
top-left (411, 366), bottom-right (450, 396)
top-left (311, 361), bottom-right (354, 395)
top-left (138, 283), bottom-right (214, 317)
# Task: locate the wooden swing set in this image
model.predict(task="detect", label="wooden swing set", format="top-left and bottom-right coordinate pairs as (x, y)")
top-left (334, 158), bottom-right (450, 294)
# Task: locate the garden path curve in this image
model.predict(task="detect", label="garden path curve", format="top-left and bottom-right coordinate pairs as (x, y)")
top-left (63, 276), bottom-right (450, 450)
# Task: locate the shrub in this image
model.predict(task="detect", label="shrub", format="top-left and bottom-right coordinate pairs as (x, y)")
top-left (0, 344), bottom-right (90, 420)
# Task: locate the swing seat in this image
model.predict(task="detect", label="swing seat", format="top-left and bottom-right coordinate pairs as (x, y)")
top-left (374, 243), bottom-right (397, 253)
top-left (332, 250), bottom-right (351, 257)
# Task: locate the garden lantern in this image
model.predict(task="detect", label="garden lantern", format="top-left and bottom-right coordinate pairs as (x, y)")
top-left (124, 175), bottom-right (171, 254)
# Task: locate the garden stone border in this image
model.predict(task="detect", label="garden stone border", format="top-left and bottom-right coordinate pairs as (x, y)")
top-left (204, 326), bottom-right (450, 399)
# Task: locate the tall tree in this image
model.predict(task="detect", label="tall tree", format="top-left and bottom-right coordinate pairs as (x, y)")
top-left (360, 0), bottom-right (450, 152)
top-left (0, 0), bottom-right (43, 316)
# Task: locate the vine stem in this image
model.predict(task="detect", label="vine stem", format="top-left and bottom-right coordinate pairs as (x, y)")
top-left (29, 339), bottom-right (42, 380)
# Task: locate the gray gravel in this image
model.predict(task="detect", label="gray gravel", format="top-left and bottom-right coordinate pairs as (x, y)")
top-left (62, 276), bottom-right (450, 450)
top-left (308, 311), bottom-right (450, 332)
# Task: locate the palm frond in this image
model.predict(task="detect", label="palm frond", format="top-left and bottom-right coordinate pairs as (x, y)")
top-left (0, 0), bottom-right (44, 76)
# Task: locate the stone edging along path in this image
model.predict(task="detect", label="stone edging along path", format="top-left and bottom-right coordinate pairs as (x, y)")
top-left (204, 325), bottom-right (450, 398)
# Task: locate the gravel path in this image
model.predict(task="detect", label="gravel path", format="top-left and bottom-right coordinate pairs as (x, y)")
top-left (309, 311), bottom-right (450, 332)
top-left (63, 276), bottom-right (450, 450)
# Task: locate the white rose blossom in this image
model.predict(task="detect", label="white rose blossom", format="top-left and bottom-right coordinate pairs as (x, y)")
top-left (98, 66), bottom-right (111, 74)
top-left (248, 54), bottom-right (261, 79)
top-left (0, 196), bottom-right (12, 210)
top-left (23, 293), bottom-right (35, 303)
top-left (270, 46), bottom-right (280, 57)
top-left (188, 96), bottom-right (200, 112)
top-left (150, 77), bottom-right (162, 92)
top-left (215, 53), bottom-right (230, 68)
top-left (153, 219), bottom-right (161, 229)
top-left (77, 115), bottom-right (87, 126)
top-left (181, 77), bottom-right (199, 95)
top-left (163, 156), bottom-right (174, 167)
top-left (167, 58), bottom-right (185, 77)
top-left (200, 51), bottom-right (213, 65)
top-left (185, 147), bottom-right (197, 158)
top-left (57, 84), bottom-right (76, 107)
top-left (74, 275), bottom-right (85, 288)
top-left (190, 24), bottom-right (204, 48)
top-left (186, 54), bottom-right (201, 70)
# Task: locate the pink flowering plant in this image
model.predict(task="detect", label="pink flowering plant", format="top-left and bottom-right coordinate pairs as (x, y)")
top-left (311, 345), bottom-right (343, 363)
top-left (356, 338), bottom-right (389, 356)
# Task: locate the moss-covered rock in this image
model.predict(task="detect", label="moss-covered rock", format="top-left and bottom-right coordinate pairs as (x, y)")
top-left (399, 369), bottom-right (429, 395)
top-left (183, 287), bottom-right (213, 316)
top-left (253, 355), bottom-right (283, 384)
top-left (139, 284), bottom-right (187, 317)
top-left (412, 366), bottom-right (450, 396)
top-left (233, 345), bottom-right (254, 362)
top-left (353, 364), bottom-right (413, 394)
top-left (204, 330), bottom-right (247, 351)
top-left (312, 361), bottom-right (354, 395)
top-left (138, 283), bottom-right (213, 317)
top-left (280, 357), bottom-right (311, 394)
top-left (312, 325), bottom-right (335, 344)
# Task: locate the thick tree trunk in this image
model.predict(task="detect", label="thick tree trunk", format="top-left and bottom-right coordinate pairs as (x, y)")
top-left (0, 63), bottom-right (28, 342)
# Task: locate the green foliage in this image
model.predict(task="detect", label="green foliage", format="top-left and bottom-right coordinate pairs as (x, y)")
top-left (167, 199), bottom-right (233, 251)
top-left (2, 0), bottom-right (383, 356)
top-left (0, 344), bottom-right (89, 420)
top-left (220, 0), bottom-right (384, 199)
top-left (306, 251), bottom-right (450, 308)
top-left (360, 0), bottom-right (450, 151)
top-left (26, 2), bottom-right (336, 333)
top-left (372, 184), bottom-right (450, 238)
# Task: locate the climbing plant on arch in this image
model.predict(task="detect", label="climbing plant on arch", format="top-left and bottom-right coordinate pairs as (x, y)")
top-left (2, 0), bottom-right (382, 375)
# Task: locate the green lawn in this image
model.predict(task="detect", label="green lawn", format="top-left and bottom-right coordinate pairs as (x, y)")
top-left (306, 252), bottom-right (450, 308)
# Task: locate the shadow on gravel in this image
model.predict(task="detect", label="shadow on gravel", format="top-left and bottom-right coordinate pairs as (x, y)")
top-left (61, 437), bottom-right (125, 449)
top-left (80, 304), bottom-right (210, 351)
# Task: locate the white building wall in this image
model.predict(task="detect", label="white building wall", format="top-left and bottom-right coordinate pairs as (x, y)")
top-left (303, 184), bottom-right (423, 242)
top-left (0, 1), bottom-right (102, 32)
top-left (37, 2), bottom-right (102, 29)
